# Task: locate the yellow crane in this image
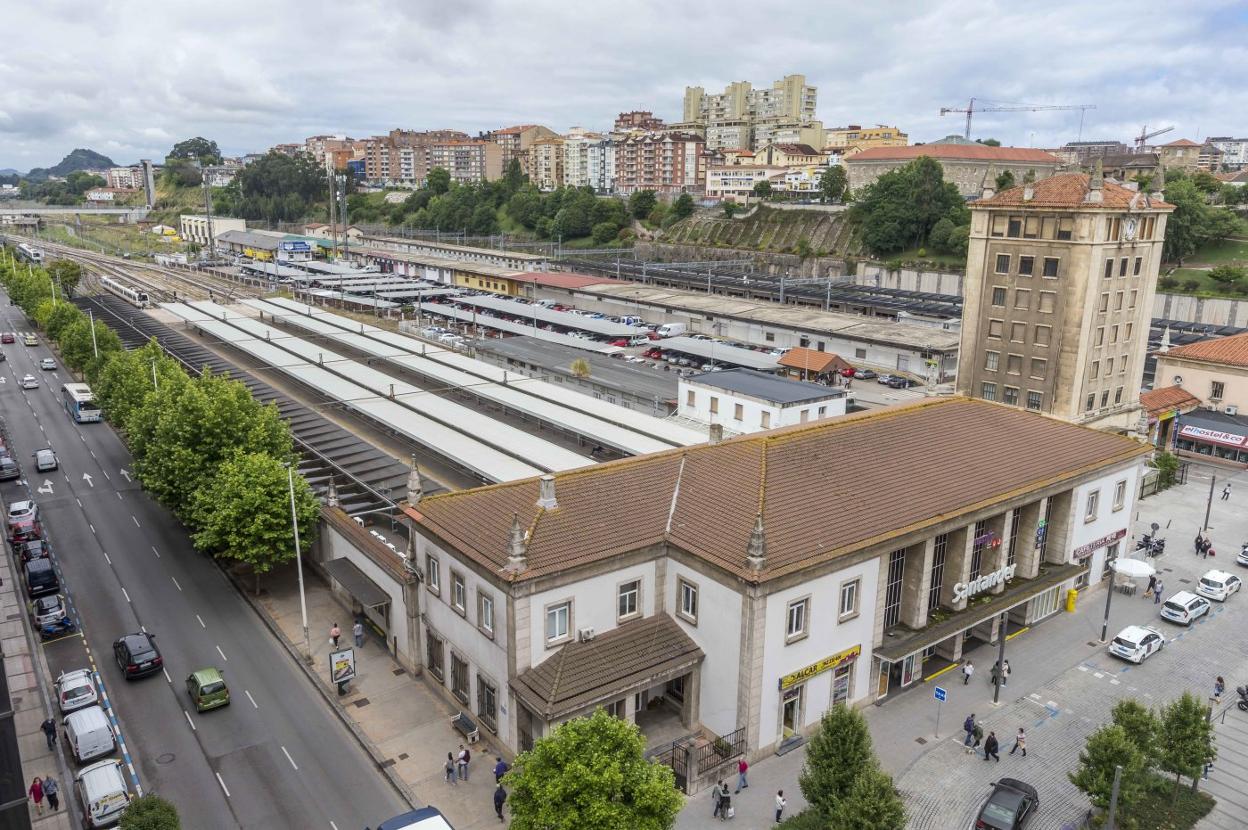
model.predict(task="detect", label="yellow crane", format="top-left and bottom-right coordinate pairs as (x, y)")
top-left (939, 98), bottom-right (1097, 141)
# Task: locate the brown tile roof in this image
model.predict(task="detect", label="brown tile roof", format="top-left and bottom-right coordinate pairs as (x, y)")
top-left (1162, 332), bottom-right (1248, 368)
top-left (520, 272), bottom-right (622, 290)
top-left (1163, 138), bottom-right (1200, 147)
top-left (409, 398), bottom-right (1148, 584)
top-left (1139, 385), bottom-right (1201, 417)
top-left (772, 143), bottom-right (821, 156)
top-left (848, 145), bottom-right (1060, 164)
top-left (977, 173), bottom-right (1174, 210)
top-left (778, 348), bottom-right (850, 374)
top-left (512, 615), bottom-right (703, 718)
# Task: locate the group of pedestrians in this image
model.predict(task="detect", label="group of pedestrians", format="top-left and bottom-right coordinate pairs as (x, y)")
top-left (31, 715), bottom-right (60, 815)
top-left (962, 659), bottom-right (1011, 686)
top-left (442, 745), bottom-right (512, 822)
top-left (963, 714), bottom-right (1026, 762)
top-left (710, 759), bottom-right (751, 820)
top-left (329, 620), bottom-right (367, 649)
top-left (1193, 531), bottom-right (1214, 560)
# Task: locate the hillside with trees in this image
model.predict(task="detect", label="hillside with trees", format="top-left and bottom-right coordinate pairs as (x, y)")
top-left (24, 147), bottom-right (116, 181)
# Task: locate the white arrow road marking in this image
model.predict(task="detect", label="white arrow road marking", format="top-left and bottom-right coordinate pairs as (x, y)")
top-left (37, 480), bottom-right (53, 494)
top-left (82, 472), bottom-right (94, 487)
top-left (119, 469), bottom-right (131, 482)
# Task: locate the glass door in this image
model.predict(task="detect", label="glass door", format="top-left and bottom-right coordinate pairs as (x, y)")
top-left (876, 659), bottom-right (891, 698)
top-left (781, 687), bottom-right (803, 739)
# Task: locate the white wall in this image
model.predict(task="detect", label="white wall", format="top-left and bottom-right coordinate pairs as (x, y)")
top-left (666, 561), bottom-right (742, 736)
top-left (678, 380), bottom-right (846, 432)
top-left (1067, 462), bottom-right (1143, 581)
top-left (322, 528), bottom-right (410, 663)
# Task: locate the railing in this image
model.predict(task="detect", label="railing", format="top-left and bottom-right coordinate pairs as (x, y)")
top-left (693, 726), bottom-right (746, 775)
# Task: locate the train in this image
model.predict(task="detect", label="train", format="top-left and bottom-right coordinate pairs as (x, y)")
top-left (100, 275), bottom-right (151, 308)
top-left (15, 242), bottom-right (44, 264)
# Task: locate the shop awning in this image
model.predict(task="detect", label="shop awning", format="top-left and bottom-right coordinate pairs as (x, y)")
top-left (1177, 412), bottom-right (1248, 450)
top-left (322, 557), bottom-right (391, 609)
top-left (874, 563), bottom-right (1085, 662)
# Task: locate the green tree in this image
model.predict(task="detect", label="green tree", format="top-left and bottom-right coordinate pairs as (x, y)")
top-left (827, 766), bottom-right (906, 830)
top-left (1191, 170), bottom-right (1222, 195)
top-left (1152, 450), bottom-right (1180, 488)
top-left (753, 180), bottom-right (773, 199)
top-left (65, 171), bottom-right (106, 195)
top-left (672, 192), bottom-right (695, 220)
top-left (994, 170), bottom-right (1016, 191)
top-left (723, 200), bottom-right (741, 218)
top-left (1157, 692), bottom-right (1216, 793)
top-left (426, 167), bottom-right (451, 195)
top-left (819, 165), bottom-right (848, 203)
top-left (1070, 724), bottom-right (1147, 811)
top-left (591, 221), bottom-right (620, 244)
top-left (233, 151), bottom-right (328, 222)
top-left (162, 159), bottom-right (203, 188)
top-left (628, 189), bottom-right (657, 220)
top-left (505, 708), bottom-right (681, 830)
top-left (32, 299), bottom-right (83, 342)
top-left (119, 794), bottom-right (181, 829)
top-left (502, 158), bottom-right (527, 195)
top-left (927, 217), bottom-right (955, 251)
top-left (46, 259), bottom-right (83, 296)
top-left (799, 705), bottom-right (878, 815)
top-left (977, 138), bottom-right (1002, 147)
top-left (850, 156), bottom-right (966, 254)
top-left (1208, 265), bottom-right (1246, 288)
top-left (168, 137), bottom-right (222, 165)
top-left (1111, 699), bottom-right (1159, 761)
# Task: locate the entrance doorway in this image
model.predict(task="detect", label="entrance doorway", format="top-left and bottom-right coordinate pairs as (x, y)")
top-left (781, 687), bottom-right (803, 740)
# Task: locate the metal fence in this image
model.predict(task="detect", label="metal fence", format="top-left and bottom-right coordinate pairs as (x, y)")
top-left (652, 726), bottom-right (746, 794)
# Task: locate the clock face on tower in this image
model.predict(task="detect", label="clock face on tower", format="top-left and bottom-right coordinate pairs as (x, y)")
top-left (1123, 217), bottom-right (1138, 240)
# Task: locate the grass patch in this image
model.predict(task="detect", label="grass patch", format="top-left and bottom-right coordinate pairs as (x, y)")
top-left (1122, 776), bottom-right (1215, 830)
top-left (888, 247), bottom-right (967, 269)
top-left (1160, 267), bottom-right (1248, 299)
top-left (1185, 238), bottom-right (1248, 266)
top-left (41, 220), bottom-right (186, 259)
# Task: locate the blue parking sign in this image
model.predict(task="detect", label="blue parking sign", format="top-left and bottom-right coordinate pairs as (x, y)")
top-left (933, 686), bottom-right (947, 702)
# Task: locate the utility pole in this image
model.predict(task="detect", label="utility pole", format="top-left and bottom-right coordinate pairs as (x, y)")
top-left (992, 611), bottom-right (1008, 704)
top-left (88, 309), bottom-right (98, 358)
top-left (1106, 765), bottom-right (1123, 830)
top-left (338, 174), bottom-right (350, 265)
top-left (1203, 474), bottom-right (1216, 532)
top-left (200, 169), bottom-right (215, 262)
top-left (326, 159), bottom-right (339, 261)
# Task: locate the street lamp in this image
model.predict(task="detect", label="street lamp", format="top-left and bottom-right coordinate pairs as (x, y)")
top-left (1099, 557), bottom-right (1156, 643)
top-left (285, 462), bottom-right (312, 662)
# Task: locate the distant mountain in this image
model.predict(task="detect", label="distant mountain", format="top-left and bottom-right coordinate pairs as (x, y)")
top-left (25, 148), bottom-right (116, 181)
top-left (0, 168), bottom-right (18, 176)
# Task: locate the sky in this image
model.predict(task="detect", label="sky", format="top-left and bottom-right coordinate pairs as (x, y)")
top-left (4, 0), bottom-right (1247, 171)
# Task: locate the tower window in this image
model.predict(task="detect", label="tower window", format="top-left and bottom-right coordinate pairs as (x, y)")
top-left (995, 254), bottom-right (1011, 274)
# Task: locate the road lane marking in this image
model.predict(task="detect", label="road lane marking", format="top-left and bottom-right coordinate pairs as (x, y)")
top-left (76, 498), bottom-right (82, 508)
top-left (103, 470), bottom-right (110, 480)
top-left (163, 668), bottom-right (172, 683)
top-left (245, 689), bottom-right (257, 708)
top-left (131, 515), bottom-right (139, 527)
top-left (171, 576), bottom-right (182, 592)
top-left (152, 546), bottom-right (160, 558)
top-left (330, 823), bottom-right (339, 830)
top-left (281, 746), bottom-right (298, 770)
top-left (215, 772), bottom-right (230, 798)
top-left (117, 492), bottom-right (123, 499)
top-left (89, 523), bottom-right (95, 534)
top-left (196, 614), bottom-right (206, 628)
top-left (216, 645), bottom-right (228, 662)
top-left (121, 588), bottom-right (130, 603)
top-left (104, 552), bottom-right (111, 564)
top-left (89, 449), bottom-right (96, 459)
top-left (184, 711), bottom-right (196, 731)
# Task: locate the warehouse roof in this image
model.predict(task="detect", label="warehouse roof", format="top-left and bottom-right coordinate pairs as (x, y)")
top-left (848, 145), bottom-right (1060, 164)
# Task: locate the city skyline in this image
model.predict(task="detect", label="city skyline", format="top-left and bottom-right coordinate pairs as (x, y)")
top-left (4, 0), bottom-right (1247, 170)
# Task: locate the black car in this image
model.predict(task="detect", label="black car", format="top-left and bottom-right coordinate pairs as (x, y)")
top-left (884, 375), bottom-right (912, 389)
top-left (975, 778), bottom-right (1039, 829)
top-left (0, 455), bottom-right (18, 481)
top-left (13, 538), bottom-right (48, 563)
top-left (114, 632), bottom-right (163, 679)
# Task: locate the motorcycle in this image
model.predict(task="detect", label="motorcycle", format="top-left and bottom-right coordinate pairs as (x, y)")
top-left (1237, 686), bottom-right (1248, 713)
top-left (1137, 533), bottom-right (1166, 558)
top-left (38, 617), bottom-right (77, 641)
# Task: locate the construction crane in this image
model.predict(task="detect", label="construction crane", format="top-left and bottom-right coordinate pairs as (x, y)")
top-left (1134, 125), bottom-right (1174, 150)
top-left (939, 98), bottom-right (1097, 141)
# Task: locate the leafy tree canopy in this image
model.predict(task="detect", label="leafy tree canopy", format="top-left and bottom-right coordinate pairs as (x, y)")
top-left (1157, 692), bottom-right (1216, 793)
top-left (629, 189), bottom-right (658, 220)
top-left (672, 192), bottom-right (695, 220)
top-left (1070, 724), bottom-right (1148, 809)
top-left (168, 137), bottom-right (222, 165)
top-left (850, 156), bottom-right (968, 254)
top-left (46, 259), bottom-right (83, 295)
top-left (820, 165), bottom-right (848, 203)
top-left (800, 705), bottom-right (878, 814)
top-left (119, 794), bottom-right (181, 829)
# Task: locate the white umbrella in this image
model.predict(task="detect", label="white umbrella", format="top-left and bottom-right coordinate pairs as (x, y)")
top-left (1111, 558), bottom-right (1156, 579)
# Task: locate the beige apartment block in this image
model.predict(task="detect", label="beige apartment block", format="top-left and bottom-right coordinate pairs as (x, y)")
top-left (527, 137), bottom-right (566, 191)
top-left (825, 125), bottom-right (908, 153)
top-left (484, 125), bottom-right (560, 174)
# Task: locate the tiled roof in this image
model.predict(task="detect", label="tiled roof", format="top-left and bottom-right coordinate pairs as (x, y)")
top-left (778, 348), bottom-right (850, 374)
top-left (772, 143), bottom-right (821, 156)
top-left (1163, 139), bottom-right (1200, 147)
top-left (977, 173), bottom-right (1174, 210)
top-left (512, 615), bottom-right (703, 718)
top-left (520, 272), bottom-right (620, 290)
top-left (409, 397), bottom-right (1147, 583)
top-left (1162, 332), bottom-right (1248, 368)
top-left (1139, 385), bottom-right (1201, 417)
top-left (847, 145), bottom-right (1060, 164)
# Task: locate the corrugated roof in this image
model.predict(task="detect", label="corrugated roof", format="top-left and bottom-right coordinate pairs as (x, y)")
top-left (848, 145), bottom-right (1061, 164)
top-left (1139, 385), bottom-right (1201, 417)
top-left (1162, 331), bottom-right (1248, 368)
top-left (977, 173), bottom-right (1175, 210)
top-left (685, 367), bottom-right (842, 404)
top-left (409, 397), bottom-right (1147, 583)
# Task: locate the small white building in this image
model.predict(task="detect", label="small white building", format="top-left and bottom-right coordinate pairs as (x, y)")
top-left (679, 368), bottom-right (846, 433)
top-left (179, 214), bottom-right (247, 246)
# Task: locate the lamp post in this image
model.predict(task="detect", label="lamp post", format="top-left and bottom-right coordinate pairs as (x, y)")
top-left (286, 462), bottom-right (312, 662)
top-left (1100, 557), bottom-right (1156, 642)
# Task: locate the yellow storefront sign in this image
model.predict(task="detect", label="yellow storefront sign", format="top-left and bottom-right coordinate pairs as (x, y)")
top-left (778, 644), bottom-right (862, 690)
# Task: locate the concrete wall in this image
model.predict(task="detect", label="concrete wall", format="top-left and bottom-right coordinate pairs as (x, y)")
top-left (320, 525), bottom-right (413, 667)
top-left (857, 262), bottom-right (965, 296)
top-left (1153, 292), bottom-right (1248, 328)
top-left (636, 241), bottom-right (847, 278)
top-left (666, 560), bottom-right (742, 737)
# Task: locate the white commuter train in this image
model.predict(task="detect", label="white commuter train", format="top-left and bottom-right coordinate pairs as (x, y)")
top-left (100, 275), bottom-right (151, 308)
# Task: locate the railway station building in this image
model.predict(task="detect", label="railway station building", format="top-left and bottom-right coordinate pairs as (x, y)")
top-left (402, 397), bottom-right (1146, 779)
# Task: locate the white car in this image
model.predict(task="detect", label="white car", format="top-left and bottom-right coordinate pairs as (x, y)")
top-left (1238, 546), bottom-right (1248, 568)
top-left (1159, 590), bottom-right (1212, 625)
top-left (1196, 569), bottom-right (1242, 602)
top-left (39, 358), bottom-right (56, 371)
top-left (56, 669), bottom-right (99, 713)
top-left (1108, 624), bottom-right (1166, 663)
top-left (7, 500), bottom-right (36, 522)
top-left (33, 448), bottom-right (57, 472)
top-left (20, 374), bottom-right (37, 389)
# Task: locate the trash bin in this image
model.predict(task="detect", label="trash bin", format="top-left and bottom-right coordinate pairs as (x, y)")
top-left (1066, 588), bottom-right (1078, 612)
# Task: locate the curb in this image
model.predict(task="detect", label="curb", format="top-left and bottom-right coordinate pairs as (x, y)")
top-left (224, 568), bottom-right (420, 811)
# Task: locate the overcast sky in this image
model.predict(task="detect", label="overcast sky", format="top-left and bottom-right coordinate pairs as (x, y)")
top-left (4, 0), bottom-right (1246, 171)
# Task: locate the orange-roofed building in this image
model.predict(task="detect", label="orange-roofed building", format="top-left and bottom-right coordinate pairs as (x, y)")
top-left (846, 143), bottom-right (1063, 198)
top-left (1154, 330), bottom-right (1248, 464)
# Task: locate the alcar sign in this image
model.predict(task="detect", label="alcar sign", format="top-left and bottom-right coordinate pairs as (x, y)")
top-left (952, 564), bottom-right (1017, 603)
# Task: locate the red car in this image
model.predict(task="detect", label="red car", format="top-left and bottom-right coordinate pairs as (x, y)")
top-left (608, 338), bottom-right (628, 347)
top-left (0, 333), bottom-right (13, 344)
top-left (8, 518), bottom-right (44, 544)
top-left (840, 367), bottom-right (856, 377)
top-left (644, 347), bottom-right (663, 359)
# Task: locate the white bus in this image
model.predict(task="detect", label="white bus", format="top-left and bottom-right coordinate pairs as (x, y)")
top-left (62, 383), bottom-right (101, 423)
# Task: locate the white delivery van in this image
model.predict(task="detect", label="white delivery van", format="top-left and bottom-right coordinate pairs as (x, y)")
top-left (63, 705), bottom-right (116, 763)
top-left (656, 323), bottom-right (686, 338)
top-left (75, 759), bottom-right (130, 828)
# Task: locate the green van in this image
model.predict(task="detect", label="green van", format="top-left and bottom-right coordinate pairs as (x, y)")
top-left (186, 668), bottom-right (230, 712)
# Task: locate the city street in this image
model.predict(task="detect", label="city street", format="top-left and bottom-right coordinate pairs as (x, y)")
top-left (0, 293), bottom-right (407, 828)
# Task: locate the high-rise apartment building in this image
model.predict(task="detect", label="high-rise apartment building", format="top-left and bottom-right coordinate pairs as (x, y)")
top-left (428, 140), bottom-right (503, 184)
top-left (956, 170), bottom-right (1174, 429)
top-left (613, 111), bottom-right (666, 133)
top-left (527, 137), bottom-right (565, 191)
top-left (614, 132), bottom-right (706, 196)
top-left (682, 74), bottom-right (819, 152)
top-left (483, 125), bottom-right (560, 174)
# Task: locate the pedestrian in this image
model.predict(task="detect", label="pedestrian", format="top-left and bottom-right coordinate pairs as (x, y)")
top-left (990, 662), bottom-right (1001, 687)
top-left (1214, 676), bottom-right (1226, 704)
top-left (457, 744), bottom-right (470, 781)
top-left (1145, 574), bottom-right (1157, 599)
top-left (494, 784), bottom-right (507, 822)
top-left (1002, 660), bottom-right (1011, 686)
top-left (28, 777), bottom-right (43, 816)
top-left (1194, 531), bottom-right (1204, 555)
top-left (1222, 483), bottom-right (1231, 501)
top-left (1200, 537), bottom-right (1210, 559)
top-left (493, 756), bottom-right (509, 784)
top-left (1009, 728), bottom-right (1026, 757)
top-left (775, 790), bottom-right (787, 823)
top-left (1153, 580), bottom-right (1164, 605)
top-left (444, 752), bottom-right (457, 785)
top-left (963, 714), bottom-right (976, 747)
top-left (735, 756), bottom-right (749, 793)
top-left (330, 623), bottom-right (341, 649)
top-left (42, 775), bottom-right (58, 811)
top-left (40, 716), bottom-right (55, 750)
top-left (983, 731), bottom-right (1000, 762)
top-left (353, 620), bottom-right (365, 648)
top-left (719, 782), bottom-right (732, 820)
top-left (962, 660), bottom-right (974, 685)
top-left (712, 779), bottom-right (725, 818)
top-left (970, 721), bottom-right (984, 755)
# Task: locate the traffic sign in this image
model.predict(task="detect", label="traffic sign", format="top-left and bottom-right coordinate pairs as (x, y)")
top-left (933, 686), bottom-right (947, 702)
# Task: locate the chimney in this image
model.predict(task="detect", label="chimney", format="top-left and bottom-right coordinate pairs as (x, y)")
top-left (326, 477), bottom-right (339, 509)
top-left (708, 423), bottom-right (724, 445)
top-left (1023, 183), bottom-right (1035, 202)
top-left (746, 512), bottom-right (767, 571)
top-left (1159, 326), bottom-right (1172, 353)
top-left (536, 474), bottom-right (558, 510)
top-left (981, 165), bottom-right (996, 200)
top-left (505, 512), bottom-right (528, 573)
top-left (1151, 164), bottom-right (1166, 199)
top-left (406, 455), bottom-right (424, 505)
top-left (1086, 159), bottom-right (1104, 203)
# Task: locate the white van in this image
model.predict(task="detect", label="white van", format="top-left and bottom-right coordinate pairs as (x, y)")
top-left (64, 705), bottom-right (116, 763)
top-left (75, 759), bottom-right (130, 828)
top-left (656, 323), bottom-right (686, 338)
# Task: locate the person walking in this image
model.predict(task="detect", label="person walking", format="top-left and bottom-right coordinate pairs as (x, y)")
top-left (1200, 537), bottom-right (1210, 559)
top-left (775, 790), bottom-right (787, 823)
top-left (39, 716), bottom-right (55, 750)
top-left (353, 620), bottom-right (365, 648)
top-left (457, 744), bottom-right (471, 781)
top-left (735, 757), bottom-right (749, 793)
top-left (1009, 728), bottom-right (1027, 757)
top-left (493, 784), bottom-right (507, 822)
top-left (1194, 531), bottom-right (1204, 555)
top-left (1153, 580), bottom-right (1165, 605)
top-left (1001, 660), bottom-right (1011, 687)
top-left (28, 777), bottom-right (43, 816)
top-left (493, 756), bottom-right (510, 784)
top-left (330, 623), bottom-right (341, 649)
top-left (969, 721), bottom-right (984, 755)
top-left (962, 660), bottom-right (974, 685)
top-left (963, 714), bottom-right (976, 747)
top-left (1214, 676), bottom-right (1226, 705)
top-left (1222, 483), bottom-right (1231, 501)
top-left (444, 752), bottom-right (457, 785)
top-left (1145, 574), bottom-right (1157, 599)
top-left (983, 731), bottom-right (1000, 762)
top-left (42, 775), bottom-right (58, 811)
top-left (712, 779), bottom-right (725, 818)
top-left (718, 782), bottom-right (732, 821)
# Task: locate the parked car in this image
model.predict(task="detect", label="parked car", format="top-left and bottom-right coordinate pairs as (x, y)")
top-left (55, 669), bottom-right (99, 714)
top-left (63, 706), bottom-right (116, 763)
top-left (13, 538), bottom-right (49, 563)
top-left (608, 338), bottom-right (628, 347)
top-left (34, 448), bottom-right (57, 472)
top-left (23, 557), bottom-right (59, 598)
top-left (1108, 624), bottom-right (1165, 663)
top-left (31, 594), bottom-right (67, 627)
top-left (7, 500), bottom-right (37, 524)
top-left (20, 374), bottom-right (38, 389)
top-left (114, 632), bottom-right (162, 679)
top-left (1195, 569), bottom-right (1242, 602)
top-left (74, 758), bottom-right (131, 827)
top-left (186, 668), bottom-right (230, 712)
top-left (1159, 590), bottom-right (1211, 625)
top-left (39, 358), bottom-right (56, 370)
top-left (883, 375), bottom-right (911, 389)
top-left (854, 368), bottom-right (877, 379)
top-left (9, 517), bottom-right (44, 543)
top-left (0, 455), bottom-right (20, 481)
top-left (974, 778), bottom-right (1040, 829)
top-left (840, 367), bottom-right (857, 377)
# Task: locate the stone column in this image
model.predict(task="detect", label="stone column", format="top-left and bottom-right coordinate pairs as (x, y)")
top-left (940, 525), bottom-right (973, 610)
top-left (736, 588), bottom-right (767, 753)
top-left (985, 512), bottom-right (1010, 595)
top-left (1044, 490), bottom-right (1074, 565)
top-left (933, 630), bottom-right (964, 662)
top-left (683, 668), bottom-right (701, 729)
top-left (901, 539), bottom-right (934, 629)
top-left (1014, 499), bottom-right (1044, 579)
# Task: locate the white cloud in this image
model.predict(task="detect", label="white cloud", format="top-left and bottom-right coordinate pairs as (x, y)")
top-left (3, 0), bottom-right (1245, 169)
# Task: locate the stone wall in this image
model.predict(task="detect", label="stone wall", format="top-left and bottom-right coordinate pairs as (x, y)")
top-left (855, 262), bottom-right (964, 296)
top-left (635, 241), bottom-right (848, 278)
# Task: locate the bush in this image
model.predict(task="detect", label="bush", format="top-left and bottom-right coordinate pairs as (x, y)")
top-left (1208, 265), bottom-right (1246, 286)
top-left (1182, 278), bottom-right (1202, 292)
top-left (1158, 276), bottom-right (1179, 290)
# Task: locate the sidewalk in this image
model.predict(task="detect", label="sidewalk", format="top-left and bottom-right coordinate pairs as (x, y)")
top-left (246, 561), bottom-right (509, 830)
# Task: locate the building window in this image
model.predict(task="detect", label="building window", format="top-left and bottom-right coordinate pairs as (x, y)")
top-left (988, 319), bottom-right (1003, 339)
top-left (1096, 327), bottom-right (1104, 346)
top-left (991, 286), bottom-right (1007, 306)
top-left (1007, 354), bottom-right (1022, 375)
top-left (765, 332), bottom-right (775, 342)
top-left (1106, 357), bottom-right (1114, 375)
top-left (451, 572), bottom-right (466, 614)
top-left (1212, 381), bottom-right (1225, 400)
top-left (1114, 292), bottom-right (1124, 311)
top-left (1103, 259), bottom-right (1114, 279)
top-left (1133, 257), bottom-right (1143, 275)
top-left (1129, 290), bottom-right (1138, 309)
top-left (545, 601), bottom-right (571, 644)
top-left (980, 382), bottom-right (997, 401)
top-left (1010, 322), bottom-right (1026, 342)
top-left (478, 592), bottom-right (495, 636)
top-left (1086, 392), bottom-right (1096, 411)
top-left (839, 578), bottom-right (860, 620)
top-left (855, 348), bottom-right (866, 359)
top-left (928, 534), bottom-right (948, 612)
top-left (1027, 390), bottom-right (1042, 411)
top-left (686, 390), bottom-right (695, 407)
top-left (995, 253), bottom-right (1011, 274)
top-left (1038, 498), bottom-right (1054, 559)
top-left (1124, 323), bottom-right (1133, 341)
top-left (985, 351), bottom-right (1000, 371)
top-left (1024, 216), bottom-right (1040, 239)
top-left (786, 597), bottom-right (810, 642)
top-left (1042, 257), bottom-right (1060, 278)
top-left (1099, 293), bottom-right (1109, 312)
top-left (1003, 386), bottom-right (1019, 406)
top-left (1101, 390), bottom-right (1110, 408)
top-left (1029, 358), bottom-right (1047, 379)
top-left (1007, 218), bottom-right (1022, 238)
top-left (1057, 217), bottom-right (1074, 240)
top-left (618, 579), bottom-right (640, 620)
top-left (1114, 387), bottom-right (1123, 405)
top-left (761, 411), bottom-right (771, 429)
top-left (1114, 480), bottom-right (1127, 511)
top-left (991, 215), bottom-right (1007, 236)
top-left (426, 629), bottom-right (445, 682)
top-left (1007, 509), bottom-right (1021, 567)
top-left (1119, 257), bottom-right (1129, 277)
top-left (1120, 354), bottom-right (1128, 374)
top-left (426, 554), bottom-right (440, 595)
top-left (734, 403), bottom-right (743, 421)
top-left (1086, 490), bottom-right (1099, 521)
top-left (450, 653), bottom-right (470, 704)
top-left (709, 396), bottom-right (719, 415)
top-left (970, 519), bottom-right (988, 581)
top-left (477, 675), bottom-right (498, 733)
top-left (678, 578), bottom-right (699, 624)
top-left (1014, 289), bottom-right (1031, 310)
top-left (1018, 256), bottom-right (1034, 276)
top-left (1038, 291), bottom-right (1056, 313)
top-left (1111, 325), bottom-right (1119, 343)
top-left (883, 549), bottom-right (905, 629)
top-left (1034, 325), bottom-right (1052, 346)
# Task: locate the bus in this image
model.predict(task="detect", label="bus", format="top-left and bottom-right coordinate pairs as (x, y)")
top-left (62, 383), bottom-right (101, 423)
top-left (376, 807), bottom-right (455, 830)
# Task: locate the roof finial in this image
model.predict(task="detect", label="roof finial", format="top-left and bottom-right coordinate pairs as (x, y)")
top-left (981, 164), bottom-right (997, 200)
top-left (406, 454), bottom-right (424, 505)
top-left (505, 512), bottom-right (528, 573)
top-left (1159, 326), bottom-right (1172, 353)
top-left (1085, 159), bottom-right (1104, 203)
top-left (326, 476), bottom-right (339, 509)
top-left (746, 512), bottom-right (767, 571)
top-left (1152, 164), bottom-right (1165, 198)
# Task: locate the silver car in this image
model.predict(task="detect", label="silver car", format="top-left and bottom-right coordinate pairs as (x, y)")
top-left (56, 669), bottom-right (98, 714)
top-left (32, 594), bottom-right (66, 627)
top-left (20, 374), bottom-right (37, 389)
top-left (39, 358), bottom-right (56, 371)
